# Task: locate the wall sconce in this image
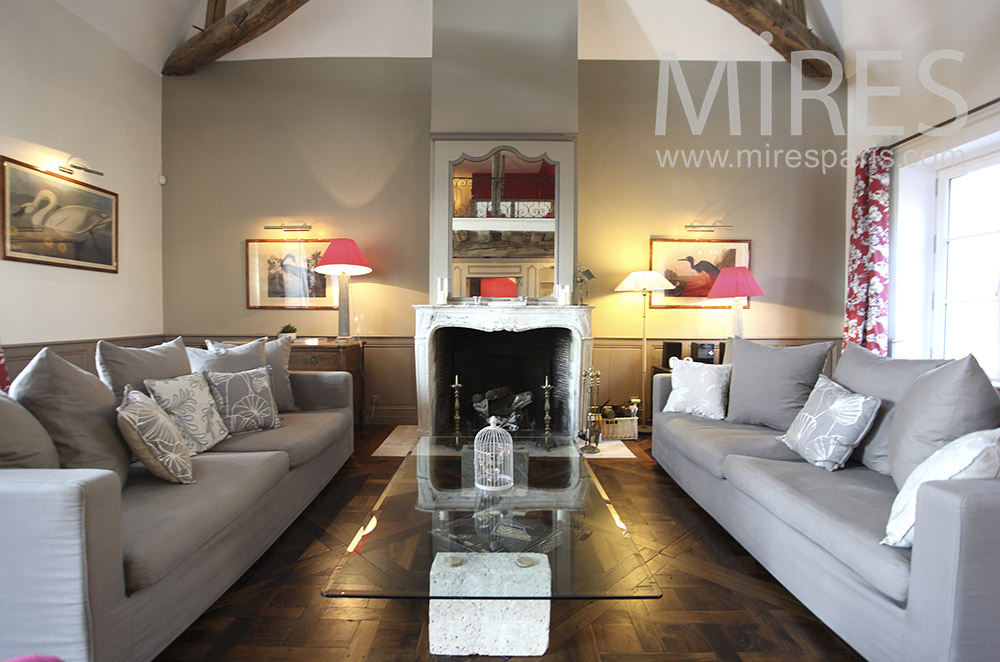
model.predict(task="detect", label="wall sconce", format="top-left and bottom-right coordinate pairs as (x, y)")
top-left (684, 220), bottom-right (733, 232)
top-left (263, 223), bottom-right (313, 231)
top-left (575, 266), bottom-right (596, 305)
top-left (58, 156), bottom-right (104, 177)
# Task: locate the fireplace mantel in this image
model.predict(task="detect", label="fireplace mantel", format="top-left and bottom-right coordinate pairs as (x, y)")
top-left (414, 304), bottom-right (593, 435)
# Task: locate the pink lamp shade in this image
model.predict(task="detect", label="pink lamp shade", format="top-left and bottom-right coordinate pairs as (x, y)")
top-left (707, 266), bottom-right (764, 299)
top-left (314, 238), bottom-right (372, 276)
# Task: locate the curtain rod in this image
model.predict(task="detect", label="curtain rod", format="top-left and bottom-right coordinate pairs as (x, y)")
top-left (886, 94), bottom-right (1000, 151)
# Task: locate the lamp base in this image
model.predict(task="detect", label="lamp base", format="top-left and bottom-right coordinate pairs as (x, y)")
top-left (333, 335), bottom-right (358, 344)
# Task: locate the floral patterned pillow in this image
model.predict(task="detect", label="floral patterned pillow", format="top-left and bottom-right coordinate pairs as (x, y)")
top-left (204, 366), bottom-right (283, 434)
top-left (778, 375), bottom-right (882, 471)
top-left (663, 357), bottom-right (733, 420)
top-left (116, 385), bottom-right (194, 484)
top-left (144, 373), bottom-right (229, 454)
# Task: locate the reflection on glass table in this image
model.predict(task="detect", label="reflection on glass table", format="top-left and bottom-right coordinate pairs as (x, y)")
top-left (322, 435), bottom-right (661, 600)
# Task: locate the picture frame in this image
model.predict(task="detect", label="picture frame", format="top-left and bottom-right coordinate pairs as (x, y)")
top-left (649, 238), bottom-right (751, 308)
top-left (2, 156), bottom-right (118, 273)
top-left (246, 239), bottom-right (336, 309)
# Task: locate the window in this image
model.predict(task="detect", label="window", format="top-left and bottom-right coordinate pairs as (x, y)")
top-left (893, 140), bottom-right (1000, 383)
top-left (933, 156), bottom-right (1000, 380)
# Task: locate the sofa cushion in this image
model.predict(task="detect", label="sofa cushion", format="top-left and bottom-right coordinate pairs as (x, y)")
top-left (0, 392), bottom-right (59, 468)
top-left (145, 373), bottom-right (230, 454)
top-left (778, 375), bottom-right (882, 471)
top-left (187, 338), bottom-right (266, 373)
top-left (208, 336), bottom-right (298, 412)
top-left (10, 348), bottom-right (130, 486)
top-left (724, 455), bottom-right (911, 603)
top-left (663, 357), bottom-right (732, 420)
top-left (207, 409), bottom-right (351, 468)
top-left (888, 355), bottom-right (1000, 489)
top-left (120, 450), bottom-right (289, 591)
top-left (883, 427), bottom-right (1000, 548)
top-left (832, 343), bottom-right (947, 475)
top-left (654, 412), bottom-right (801, 479)
top-left (96, 337), bottom-right (191, 403)
top-left (726, 338), bottom-right (834, 431)
top-left (116, 386), bottom-right (194, 484)
top-left (204, 366), bottom-right (283, 434)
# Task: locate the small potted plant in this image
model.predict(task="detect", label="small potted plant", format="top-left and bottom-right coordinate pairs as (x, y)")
top-left (278, 323), bottom-right (297, 341)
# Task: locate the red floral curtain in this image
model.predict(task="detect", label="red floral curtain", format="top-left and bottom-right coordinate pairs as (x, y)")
top-left (843, 148), bottom-right (892, 356)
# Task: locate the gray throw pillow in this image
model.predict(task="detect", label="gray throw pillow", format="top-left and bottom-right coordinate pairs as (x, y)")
top-left (0, 392), bottom-right (59, 468)
top-left (187, 338), bottom-right (267, 373)
top-left (96, 336), bottom-right (191, 403)
top-left (888, 354), bottom-right (1000, 489)
top-left (778, 375), bottom-right (882, 471)
top-left (206, 336), bottom-right (297, 412)
top-left (832, 343), bottom-right (947, 475)
top-left (726, 338), bottom-right (834, 431)
top-left (117, 386), bottom-right (195, 484)
top-left (204, 367), bottom-right (283, 434)
top-left (9, 348), bottom-right (130, 486)
top-left (145, 373), bottom-right (230, 454)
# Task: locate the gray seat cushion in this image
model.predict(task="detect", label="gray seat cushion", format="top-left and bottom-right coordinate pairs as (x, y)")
top-left (207, 410), bottom-right (351, 468)
top-left (724, 455), bottom-right (911, 603)
top-left (654, 412), bottom-right (801, 479)
top-left (121, 451), bottom-right (288, 591)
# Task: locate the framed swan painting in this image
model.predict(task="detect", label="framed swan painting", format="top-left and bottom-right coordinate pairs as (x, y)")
top-left (649, 238), bottom-right (751, 309)
top-left (246, 239), bottom-right (336, 309)
top-left (2, 156), bottom-right (118, 272)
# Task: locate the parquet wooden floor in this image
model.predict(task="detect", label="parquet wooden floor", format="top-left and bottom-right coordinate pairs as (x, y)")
top-left (156, 426), bottom-right (863, 662)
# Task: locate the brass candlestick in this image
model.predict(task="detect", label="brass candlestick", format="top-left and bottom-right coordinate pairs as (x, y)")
top-left (451, 374), bottom-right (462, 437)
top-left (542, 375), bottom-right (554, 438)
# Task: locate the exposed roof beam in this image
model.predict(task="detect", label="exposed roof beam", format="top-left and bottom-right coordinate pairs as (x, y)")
top-left (163, 0), bottom-right (313, 76)
top-left (704, 0), bottom-right (840, 78)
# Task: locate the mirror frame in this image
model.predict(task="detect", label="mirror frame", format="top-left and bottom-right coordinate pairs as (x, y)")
top-left (430, 138), bottom-right (576, 304)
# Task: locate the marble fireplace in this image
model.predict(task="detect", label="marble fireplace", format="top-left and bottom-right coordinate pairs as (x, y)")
top-left (414, 304), bottom-right (593, 436)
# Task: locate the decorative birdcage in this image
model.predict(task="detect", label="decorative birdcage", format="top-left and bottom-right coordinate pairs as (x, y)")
top-left (474, 417), bottom-right (514, 491)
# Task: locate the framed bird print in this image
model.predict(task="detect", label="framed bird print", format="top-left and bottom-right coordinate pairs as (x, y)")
top-left (2, 156), bottom-right (118, 273)
top-left (649, 238), bottom-right (751, 308)
top-left (246, 239), bottom-right (337, 309)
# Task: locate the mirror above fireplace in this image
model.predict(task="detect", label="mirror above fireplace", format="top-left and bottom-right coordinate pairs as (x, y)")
top-left (430, 138), bottom-right (577, 303)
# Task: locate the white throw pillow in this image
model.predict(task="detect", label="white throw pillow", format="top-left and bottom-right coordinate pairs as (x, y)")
top-left (117, 386), bottom-right (195, 484)
top-left (663, 357), bottom-right (732, 420)
top-left (881, 427), bottom-right (1000, 548)
top-left (778, 375), bottom-right (881, 471)
top-left (144, 373), bottom-right (229, 454)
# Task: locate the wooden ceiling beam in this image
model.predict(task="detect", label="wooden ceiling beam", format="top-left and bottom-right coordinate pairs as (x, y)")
top-left (704, 0), bottom-right (840, 78)
top-left (163, 0), bottom-right (313, 76)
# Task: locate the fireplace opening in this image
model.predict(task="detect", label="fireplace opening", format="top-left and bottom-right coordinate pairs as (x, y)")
top-left (433, 327), bottom-right (572, 436)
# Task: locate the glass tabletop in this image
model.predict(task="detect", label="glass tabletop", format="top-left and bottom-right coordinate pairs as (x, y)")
top-left (322, 435), bottom-right (661, 600)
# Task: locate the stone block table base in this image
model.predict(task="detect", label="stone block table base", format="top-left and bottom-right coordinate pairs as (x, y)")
top-left (429, 552), bottom-right (551, 656)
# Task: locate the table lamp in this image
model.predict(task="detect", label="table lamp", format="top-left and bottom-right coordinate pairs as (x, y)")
top-left (706, 266), bottom-right (764, 338)
top-left (615, 270), bottom-right (676, 429)
top-left (315, 238), bottom-right (372, 343)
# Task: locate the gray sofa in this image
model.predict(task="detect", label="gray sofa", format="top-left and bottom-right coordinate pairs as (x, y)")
top-left (652, 350), bottom-right (1000, 662)
top-left (0, 370), bottom-right (354, 662)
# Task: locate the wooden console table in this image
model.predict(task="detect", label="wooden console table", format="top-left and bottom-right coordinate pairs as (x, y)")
top-left (289, 341), bottom-right (364, 424)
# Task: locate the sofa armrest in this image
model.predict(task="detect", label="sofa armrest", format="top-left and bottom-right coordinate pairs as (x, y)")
top-left (652, 373), bottom-right (673, 413)
top-left (0, 469), bottom-right (128, 662)
top-left (290, 370), bottom-right (353, 412)
top-left (905, 479), bottom-right (1000, 662)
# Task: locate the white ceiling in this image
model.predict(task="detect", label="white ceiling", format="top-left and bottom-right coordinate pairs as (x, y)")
top-left (52, 0), bottom-right (961, 77)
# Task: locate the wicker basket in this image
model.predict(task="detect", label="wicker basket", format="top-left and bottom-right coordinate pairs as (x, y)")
top-left (599, 416), bottom-right (638, 440)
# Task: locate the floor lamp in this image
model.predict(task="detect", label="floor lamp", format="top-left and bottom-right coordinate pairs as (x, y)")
top-left (315, 238), bottom-right (372, 343)
top-left (615, 270), bottom-right (676, 431)
top-left (706, 266), bottom-right (764, 338)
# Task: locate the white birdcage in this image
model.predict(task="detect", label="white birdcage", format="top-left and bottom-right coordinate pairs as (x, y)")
top-left (474, 417), bottom-right (514, 491)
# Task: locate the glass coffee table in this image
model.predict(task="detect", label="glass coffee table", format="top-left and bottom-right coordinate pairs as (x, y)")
top-left (322, 435), bottom-right (661, 656)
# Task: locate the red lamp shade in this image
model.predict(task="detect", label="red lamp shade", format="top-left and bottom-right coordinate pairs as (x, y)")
top-left (314, 238), bottom-right (372, 276)
top-left (707, 267), bottom-right (764, 298)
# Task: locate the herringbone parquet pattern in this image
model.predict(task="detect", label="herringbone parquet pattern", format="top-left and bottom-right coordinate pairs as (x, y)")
top-left (155, 426), bottom-right (863, 661)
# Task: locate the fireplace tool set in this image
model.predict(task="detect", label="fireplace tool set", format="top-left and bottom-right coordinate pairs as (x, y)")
top-left (579, 365), bottom-right (602, 454)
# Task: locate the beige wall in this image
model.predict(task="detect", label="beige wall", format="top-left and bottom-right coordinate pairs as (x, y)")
top-left (0, 0), bottom-right (163, 345)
